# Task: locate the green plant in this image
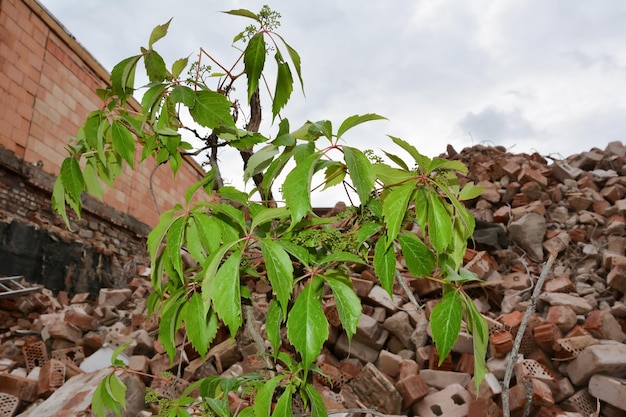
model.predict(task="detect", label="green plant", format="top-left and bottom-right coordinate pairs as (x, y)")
top-left (54, 7), bottom-right (487, 417)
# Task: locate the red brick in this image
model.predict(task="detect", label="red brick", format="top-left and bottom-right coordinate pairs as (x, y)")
top-left (396, 374), bottom-right (429, 408)
top-left (0, 372), bottom-right (38, 402)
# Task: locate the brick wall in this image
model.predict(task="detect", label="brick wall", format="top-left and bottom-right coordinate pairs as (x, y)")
top-left (0, 0), bottom-right (210, 289)
top-left (0, 0), bottom-right (207, 229)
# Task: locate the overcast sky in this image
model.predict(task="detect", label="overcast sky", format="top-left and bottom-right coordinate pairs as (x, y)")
top-left (40, 0), bottom-right (626, 204)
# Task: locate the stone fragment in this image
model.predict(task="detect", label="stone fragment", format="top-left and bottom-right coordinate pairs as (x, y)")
top-left (383, 311), bottom-right (415, 350)
top-left (419, 369), bottom-right (472, 390)
top-left (366, 285), bottom-right (401, 312)
top-left (539, 293), bottom-right (594, 315)
top-left (545, 305), bottom-right (578, 333)
top-left (508, 213), bottom-right (546, 261)
top-left (98, 288), bottom-right (132, 308)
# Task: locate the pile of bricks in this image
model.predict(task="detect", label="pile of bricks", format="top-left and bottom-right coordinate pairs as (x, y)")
top-left (2, 141), bottom-right (626, 416)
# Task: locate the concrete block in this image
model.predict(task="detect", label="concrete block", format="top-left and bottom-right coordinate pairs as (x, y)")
top-left (566, 343), bottom-right (626, 385)
top-left (588, 374), bottom-right (626, 411)
top-left (413, 383), bottom-right (472, 417)
top-left (419, 369), bottom-right (472, 390)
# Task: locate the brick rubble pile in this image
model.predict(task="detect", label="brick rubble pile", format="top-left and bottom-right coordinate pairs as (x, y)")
top-left (3, 142), bottom-right (626, 416)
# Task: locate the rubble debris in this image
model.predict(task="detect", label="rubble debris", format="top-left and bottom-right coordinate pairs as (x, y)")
top-left (3, 142), bottom-right (626, 416)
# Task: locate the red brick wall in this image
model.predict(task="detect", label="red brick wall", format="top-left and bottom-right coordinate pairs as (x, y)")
top-left (0, 0), bottom-right (207, 228)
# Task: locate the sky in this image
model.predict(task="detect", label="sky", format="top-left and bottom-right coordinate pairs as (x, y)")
top-left (40, 0), bottom-right (626, 205)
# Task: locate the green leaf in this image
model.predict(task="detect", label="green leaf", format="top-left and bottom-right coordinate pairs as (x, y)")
top-left (261, 239), bottom-right (294, 316)
top-left (106, 373), bottom-right (127, 412)
top-left (343, 146), bottom-right (375, 205)
top-left (190, 90), bottom-right (236, 129)
top-left (275, 33), bottom-right (304, 92)
top-left (206, 397), bottom-right (230, 417)
top-left (286, 276), bottom-right (328, 375)
top-left (389, 135), bottom-right (431, 172)
top-left (250, 206), bottom-right (290, 231)
top-left (266, 300), bottom-right (283, 357)
top-left (91, 380), bottom-right (107, 417)
top-left (430, 289), bottom-right (462, 364)
top-left (82, 161), bottom-right (105, 199)
top-left (272, 51), bottom-right (293, 120)
top-left (372, 163), bottom-right (415, 186)
top-left (382, 150), bottom-right (410, 171)
top-left (276, 240), bottom-right (310, 267)
top-left (51, 177), bottom-right (70, 227)
top-left (144, 50), bottom-right (168, 82)
top-left (374, 236), bottom-right (396, 295)
top-left (428, 157), bottom-right (468, 174)
top-left (398, 233), bottom-right (436, 277)
top-left (356, 223), bottom-right (381, 246)
top-left (148, 18), bottom-right (172, 48)
top-left (303, 383), bottom-right (328, 417)
top-left (254, 375), bottom-right (284, 417)
top-left (185, 216), bottom-right (206, 264)
top-left (336, 113), bottom-right (387, 139)
top-left (272, 385), bottom-right (294, 417)
top-left (244, 33), bottom-right (266, 103)
top-left (316, 252), bottom-right (365, 266)
top-left (325, 272), bottom-right (361, 339)
top-left (110, 120), bottom-right (135, 168)
top-left (141, 83), bottom-right (167, 117)
top-left (165, 216), bottom-right (187, 284)
top-left (110, 55), bottom-right (141, 97)
top-left (186, 292), bottom-right (218, 359)
top-left (223, 9), bottom-right (260, 22)
top-left (283, 152), bottom-right (321, 224)
top-left (60, 157), bottom-right (85, 203)
top-left (463, 295), bottom-right (489, 392)
top-left (322, 163), bottom-right (346, 190)
top-left (218, 186), bottom-right (249, 206)
top-left (211, 250), bottom-right (243, 336)
top-left (170, 85), bottom-right (196, 108)
top-left (427, 192), bottom-right (453, 254)
top-left (382, 181), bottom-right (416, 247)
top-left (171, 57), bottom-right (189, 78)
top-left (243, 144), bottom-right (279, 183)
top-left (459, 182), bottom-right (484, 201)
top-left (158, 290), bottom-right (185, 361)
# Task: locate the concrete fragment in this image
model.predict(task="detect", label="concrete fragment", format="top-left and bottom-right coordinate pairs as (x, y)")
top-left (508, 213), bottom-right (546, 261)
top-left (566, 343), bottom-right (626, 385)
top-left (583, 309), bottom-right (626, 342)
top-left (588, 374), bottom-right (626, 411)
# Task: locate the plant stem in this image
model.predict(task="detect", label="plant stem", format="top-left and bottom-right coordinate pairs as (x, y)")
top-left (501, 251), bottom-right (557, 417)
